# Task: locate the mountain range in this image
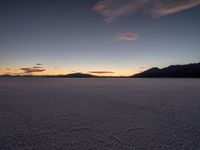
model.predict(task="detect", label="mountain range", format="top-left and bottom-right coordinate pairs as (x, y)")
top-left (1, 62), bottom-right (200, 78)
top-left (132, 62), bottom-right (200, 78)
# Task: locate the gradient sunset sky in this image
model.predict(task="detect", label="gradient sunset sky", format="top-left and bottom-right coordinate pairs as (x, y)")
top-left (1, 0), bottom-right (200, 76)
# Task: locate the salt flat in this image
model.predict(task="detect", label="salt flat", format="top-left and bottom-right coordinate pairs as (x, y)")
top-left (0, 78), bottom-right (200, 150)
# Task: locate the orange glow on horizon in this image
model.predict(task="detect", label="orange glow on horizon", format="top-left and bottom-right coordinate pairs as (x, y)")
top-left (0, 69), bottom-right (139, 77)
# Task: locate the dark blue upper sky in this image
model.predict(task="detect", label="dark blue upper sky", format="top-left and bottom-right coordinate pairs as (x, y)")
top-left (1, 0), bottom-right (200, 76)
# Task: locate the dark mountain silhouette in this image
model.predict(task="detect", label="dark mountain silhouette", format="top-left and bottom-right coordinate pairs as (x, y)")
top-left (132, 62), bottom-right (200, 78)
top-left (0, 75), bottom-right (14, 78)
top-left (62, 73), bottom-right (97, 78)
top-left (1, 63), bottom-right (200, 78)
top-left (0, 73), bottom-right (97, 78)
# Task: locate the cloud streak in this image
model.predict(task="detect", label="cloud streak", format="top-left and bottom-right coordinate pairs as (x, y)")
top-left (89, 71), bottom-right (114, 74)
top-left (114, 32), bottom-right (138, 42)
top-left (33, 66), bottom-right (43, 69)
top-left (139, 67), bottom-right (146, 69)
top-left (20, 67), bottom-right (46, 74)
top-left (153, 0), bottom-right (200, 17)
top-left (93, 0), bottom-right (200, 23)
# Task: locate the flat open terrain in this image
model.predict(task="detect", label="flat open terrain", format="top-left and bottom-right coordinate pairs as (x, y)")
top-left (0, 78), bottom-right (200, 150)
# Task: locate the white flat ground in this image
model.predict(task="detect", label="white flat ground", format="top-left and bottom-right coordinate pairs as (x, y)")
top-left (0, 78), bottom-right (200, 150)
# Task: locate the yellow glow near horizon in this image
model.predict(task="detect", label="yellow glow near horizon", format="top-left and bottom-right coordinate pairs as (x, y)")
top-left (0, 68), bottom-right (140, 76)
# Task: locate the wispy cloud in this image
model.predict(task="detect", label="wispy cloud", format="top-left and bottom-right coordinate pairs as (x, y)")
top-left (153, 0), bottom-right (200, 17)
top-left (114, 32), bottom-right (138, 42)
top-left (89, 71), bottom-right (114, 74)
top-left (20, 67), bottom-right (46, 74)
top-left (93, 0), bottom-right (145, 23)
top-left (93, 0), bottom-right (200, 23)
top-left (33, 66), bottom-right (43, 69)
top-left (139, 67), bottom-right (146, 69)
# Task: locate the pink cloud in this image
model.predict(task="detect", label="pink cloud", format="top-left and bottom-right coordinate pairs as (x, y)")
top-left (93, 0), bottom-right (200, 23)
top-left (153, 0), bottom-right (200, 17)
top-left (93, 0), bottom-right (146, 23)
top-left (114, 32), bottom-right (138, 42)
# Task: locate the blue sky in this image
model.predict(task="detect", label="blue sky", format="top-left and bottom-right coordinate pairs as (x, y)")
top-left (1, 0), bottom-right (200, 76)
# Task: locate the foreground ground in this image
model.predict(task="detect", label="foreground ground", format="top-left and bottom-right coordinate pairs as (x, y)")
top-left (0, 78), bottom-right (200, 150)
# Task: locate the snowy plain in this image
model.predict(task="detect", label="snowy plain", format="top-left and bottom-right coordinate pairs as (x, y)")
top-left (0, 78), bottom-right (200, 150)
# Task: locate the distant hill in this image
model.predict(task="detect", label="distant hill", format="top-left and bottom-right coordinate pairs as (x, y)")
top-left (0, 75), bottom-right (14, 78)
top-left (1, 63), bottom-right (200, 78)
top-left (0, 73), bottom-right (97, 78)
top-left (62, 73), bottom-right (97, 78)
top-left (132, 62), bottom-right (200, 78)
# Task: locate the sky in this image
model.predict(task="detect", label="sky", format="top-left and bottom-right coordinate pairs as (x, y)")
top-left (0, 0), bottom-right (200, 76)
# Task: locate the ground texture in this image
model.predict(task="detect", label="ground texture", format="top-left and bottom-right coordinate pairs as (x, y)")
top-left (0, 78), bottom-right (200, 150)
